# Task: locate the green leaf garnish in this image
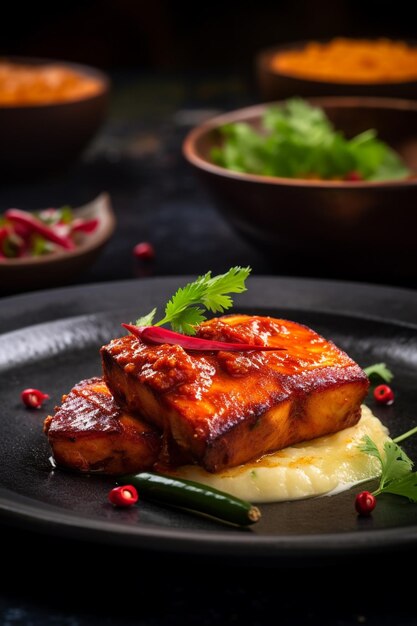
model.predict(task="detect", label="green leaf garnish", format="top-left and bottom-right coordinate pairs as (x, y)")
top-left (359, 357), bottom-right (417, 504)
top-left (135, 307), bottom-right (157, 328)
top-left (393, 425), bottom-right (417, 445)
top-left (167, 306), bottom-right (206, 336)
top-left (363, 363), bottom-right (394, 383)
top-left (378, 440), bottom-right (412, 489)
top-left (360, 435), bottom-right (413, 489)
top-left (135, 266), bottom-right (251, 335)
top-left (359, 435), bottom-right (417, 502)
top-left (359, 434), bottom-right (384, 460)
top-left (212, 98), bottom-right (410, 182)
top-left (380, 472), bottom-right (417, 501)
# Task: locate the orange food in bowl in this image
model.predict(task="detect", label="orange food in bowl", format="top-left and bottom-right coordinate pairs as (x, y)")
top-left (0, 61), bottom-right (103, 106)
top-left (271, 38), bottom-right (417, 84)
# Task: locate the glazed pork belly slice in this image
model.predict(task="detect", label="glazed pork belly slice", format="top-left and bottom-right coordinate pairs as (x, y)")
top-left (44, 377), bottom-right (161, 474)
top-left (101, 315), bottom-right (369, 473)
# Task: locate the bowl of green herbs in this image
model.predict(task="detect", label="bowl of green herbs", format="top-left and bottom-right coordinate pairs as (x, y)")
top-left (183, 97), bottom-right (417, 280)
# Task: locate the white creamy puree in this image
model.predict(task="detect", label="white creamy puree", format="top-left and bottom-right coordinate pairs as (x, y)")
top-left (172, 405), bottom-right (388, 503)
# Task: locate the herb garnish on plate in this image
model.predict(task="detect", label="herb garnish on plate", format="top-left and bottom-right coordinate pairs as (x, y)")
top-left (135, 266), bottom-right (251, 335)
top-left (359, 363), bottom-right (417, 506)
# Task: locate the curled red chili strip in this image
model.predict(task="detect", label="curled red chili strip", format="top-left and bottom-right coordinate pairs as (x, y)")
top-left (71, 218), bottom-right (99, 234)
top-left (122, 323), bottom-right (285, 352)
top-left (5, 209), bottom-right (75, 250)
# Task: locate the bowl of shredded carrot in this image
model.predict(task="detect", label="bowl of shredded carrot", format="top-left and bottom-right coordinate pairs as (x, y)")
top-left (257, 38), bottom-right (417, 101)
top-left (0, 57), bottom-right (109, 175)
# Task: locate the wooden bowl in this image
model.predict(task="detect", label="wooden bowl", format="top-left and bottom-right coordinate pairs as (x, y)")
top-left (256, 41), bottom-right (417, 101)
top-left (0, 57), bottom-right (109, 177)
top-left (0, 193), bottom-right (115, 291)
top-left (183, 97), bottom-right (417, 281)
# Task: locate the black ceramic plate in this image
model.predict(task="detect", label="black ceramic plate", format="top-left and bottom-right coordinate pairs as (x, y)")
top-left (1, 276), bottom-right (417, 559)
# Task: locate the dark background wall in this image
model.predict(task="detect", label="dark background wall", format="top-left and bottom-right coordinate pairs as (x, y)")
top-left (1, 0), bottom-right (415, 71)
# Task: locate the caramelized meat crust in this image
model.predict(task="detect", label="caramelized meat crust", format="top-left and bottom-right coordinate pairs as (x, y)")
top-left (44, 377), bottom-right (161, 474)
top-left (101, 315), bottom-right (369, 472)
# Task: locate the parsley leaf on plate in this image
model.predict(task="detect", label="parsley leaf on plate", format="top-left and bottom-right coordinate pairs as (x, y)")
top-left (380, 472), bottom-right (417, 501)
top-left (359, 435), bottom-right (417, 501)
top-left (135, 307), bottom-right (157, 328)
top-left (363, 363), bottom-right (394, 383)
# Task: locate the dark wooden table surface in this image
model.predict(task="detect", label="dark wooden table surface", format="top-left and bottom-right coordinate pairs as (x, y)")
top-left (1, 71), bottom-right (416, 625)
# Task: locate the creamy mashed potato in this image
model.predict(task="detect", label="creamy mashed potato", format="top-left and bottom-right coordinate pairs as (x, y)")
top-left (171, 405), bottom-right (388, 503)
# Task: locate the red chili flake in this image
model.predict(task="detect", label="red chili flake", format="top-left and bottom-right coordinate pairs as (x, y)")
top-left (21, 388), bottom-right (50, 409)
top-left (373, 384), bottom-right (394, 405)
top-left (355, 491), bottom-right (376, 516)
top-left (108, 485), bottom-right (139, 507)
top-left (133, 242), bottom-right (155, 261)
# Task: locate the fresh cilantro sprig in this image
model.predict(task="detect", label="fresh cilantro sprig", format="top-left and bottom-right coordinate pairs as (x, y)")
top-left (135, 266), bottom-right (251, 335)
top-left (360, 433), bottom-right (417, 502)
top-left (363, 363), bottom-right (393, 384)
top-left (359, 360), bottom-right (417, 502)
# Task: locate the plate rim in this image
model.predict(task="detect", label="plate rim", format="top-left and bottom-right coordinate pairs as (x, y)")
top-left (2, 486), bottom-right (417, 558)
top-left (2, 274), bottom-right (417, 334)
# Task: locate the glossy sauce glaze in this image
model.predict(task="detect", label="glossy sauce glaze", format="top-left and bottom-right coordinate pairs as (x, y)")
top-left (44, 378), bottom-right (161, 474)
top-left (107, 316), bottom-right (359, 398)
top-left (46, 377), bottom-right (123, 436)
top-left (102, 315), bottom-right (368, 472)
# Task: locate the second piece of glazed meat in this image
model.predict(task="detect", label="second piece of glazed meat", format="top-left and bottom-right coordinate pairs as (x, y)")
top-left (44, 377), bottom-right (161, 474)
top-left (101, 315), bottom-right (369, 472)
